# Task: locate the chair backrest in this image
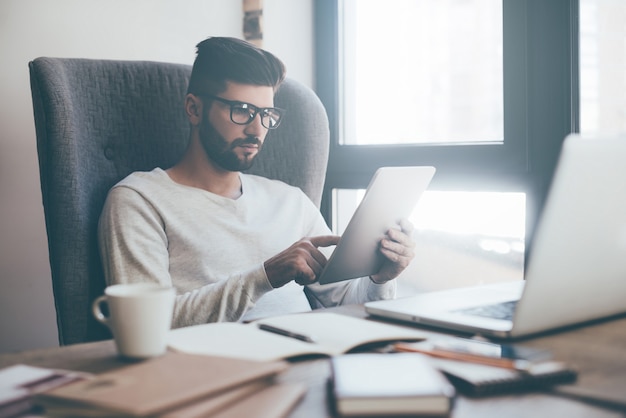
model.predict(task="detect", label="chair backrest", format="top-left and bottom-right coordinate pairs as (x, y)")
top-left (29, 57), bottom-right (329, 345)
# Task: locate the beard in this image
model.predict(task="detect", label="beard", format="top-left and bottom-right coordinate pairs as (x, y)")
top-left (198, 115), bottom-right (262, 172)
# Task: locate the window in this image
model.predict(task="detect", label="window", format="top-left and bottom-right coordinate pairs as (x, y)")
top-left (316, 1), bottom-right (578, 292)
top-left (579, 0), bottom-right (626, 135)
top-left (334, 189), bottom-right (526, 295)
top-left (341, 0), bottom-right (503, 145)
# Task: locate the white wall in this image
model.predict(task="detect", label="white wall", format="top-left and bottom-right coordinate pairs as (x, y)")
top-left (0, 0), bottom-right (314, 353)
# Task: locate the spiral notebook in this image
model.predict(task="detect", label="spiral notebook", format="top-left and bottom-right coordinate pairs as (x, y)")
top-left (427, 358), bottom-right (577, 397)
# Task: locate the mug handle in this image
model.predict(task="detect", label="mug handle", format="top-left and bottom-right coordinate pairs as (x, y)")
top-left (92, 295), bottom-right (110, 326)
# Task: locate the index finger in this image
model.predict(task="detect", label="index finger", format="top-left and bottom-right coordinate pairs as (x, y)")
top-left (309, 235), bottom-right (341, 248)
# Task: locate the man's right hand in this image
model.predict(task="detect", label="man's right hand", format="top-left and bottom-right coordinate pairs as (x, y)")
top-left (263, 235), bottom-right (340, 288)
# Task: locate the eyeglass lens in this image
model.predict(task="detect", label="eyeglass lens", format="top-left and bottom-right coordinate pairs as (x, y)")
top-left (231, 104), bottom-right (283, 129)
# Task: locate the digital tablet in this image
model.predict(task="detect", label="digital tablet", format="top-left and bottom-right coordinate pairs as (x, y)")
top-left (317, 166), bottom-right (436, 285)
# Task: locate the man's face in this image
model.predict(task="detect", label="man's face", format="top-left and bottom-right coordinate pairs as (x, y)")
top-left (198, 82), bottom-right (275, 172)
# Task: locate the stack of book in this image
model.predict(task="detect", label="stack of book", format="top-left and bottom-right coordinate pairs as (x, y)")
top-left (0, 364), bottom-right (89, 418)
top-left (34, 352), bottom-right (303, 417)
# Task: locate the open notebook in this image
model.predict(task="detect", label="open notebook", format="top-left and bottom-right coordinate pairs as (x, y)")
top-left (168, 312), bottom-right (428, 361)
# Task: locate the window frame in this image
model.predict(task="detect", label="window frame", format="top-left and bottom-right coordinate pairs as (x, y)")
top-left (315, 0), bottom-right (579, 250)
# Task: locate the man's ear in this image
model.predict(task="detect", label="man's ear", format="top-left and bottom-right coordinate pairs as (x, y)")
top-left (185, 94), bottom-right (203, 125)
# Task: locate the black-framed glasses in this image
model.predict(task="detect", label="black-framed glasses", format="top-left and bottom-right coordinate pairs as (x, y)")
top-left (202, 95), bottom-right (285, 130)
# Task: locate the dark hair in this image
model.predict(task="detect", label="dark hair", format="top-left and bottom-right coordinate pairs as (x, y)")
top-left (187, 37), bottom-right (286, 96)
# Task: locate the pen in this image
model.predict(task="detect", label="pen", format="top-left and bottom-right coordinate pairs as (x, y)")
top-left (393, 343), bottom-right (532, 371)
top-left (257, 324), bottom-right (317, 343)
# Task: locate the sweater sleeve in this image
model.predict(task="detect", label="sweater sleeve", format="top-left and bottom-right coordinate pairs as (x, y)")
top-left (97, 186), bottom-right (273, 328)
top-left (304, 276), bottom-right (397, 309)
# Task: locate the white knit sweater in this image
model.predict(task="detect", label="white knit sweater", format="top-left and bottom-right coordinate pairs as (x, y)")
top-left (97, 168), bottom-right (395, 328)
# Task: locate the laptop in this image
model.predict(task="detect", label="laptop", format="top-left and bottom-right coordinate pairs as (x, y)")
top-left (318, 166), bottom-right (435, 284)
top-left (365, 134), bottom-right (626, 339)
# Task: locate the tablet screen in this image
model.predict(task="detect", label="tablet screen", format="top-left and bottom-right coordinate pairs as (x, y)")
top-left (317, 166), bottom-right (435, 284)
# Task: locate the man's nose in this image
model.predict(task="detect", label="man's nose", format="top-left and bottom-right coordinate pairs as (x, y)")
top-left (244, 112), bottom-right (266, 136)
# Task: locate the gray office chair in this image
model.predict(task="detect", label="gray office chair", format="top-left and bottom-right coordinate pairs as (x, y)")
top-left (29, 57), bottom-right (330, 345)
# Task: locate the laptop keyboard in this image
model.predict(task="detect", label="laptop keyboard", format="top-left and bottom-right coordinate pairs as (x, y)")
top-left (456, 300), bottom-right (518, 321)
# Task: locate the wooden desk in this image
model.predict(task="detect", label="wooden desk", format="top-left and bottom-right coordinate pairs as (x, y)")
top-left (2, 305), bottom-right (625, 417)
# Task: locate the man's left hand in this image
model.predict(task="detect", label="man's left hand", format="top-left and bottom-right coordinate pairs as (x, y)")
top-left (369, 219), bottom-right (416, 284)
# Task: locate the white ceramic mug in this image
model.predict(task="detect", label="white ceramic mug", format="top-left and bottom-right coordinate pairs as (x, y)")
top-left (92, 283), bottom-right (175, 359)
